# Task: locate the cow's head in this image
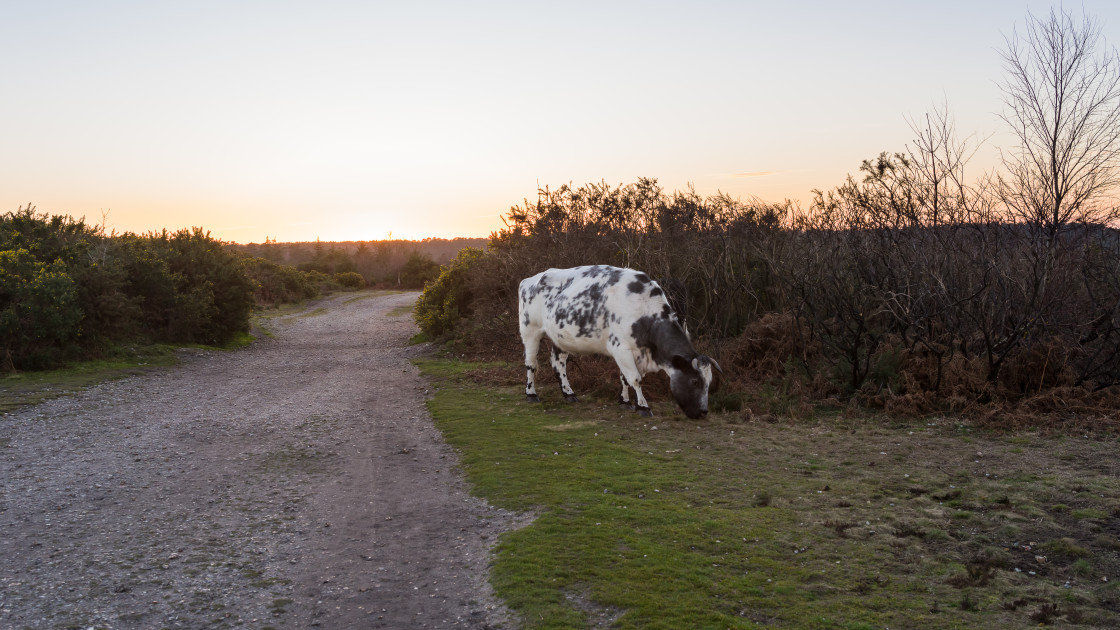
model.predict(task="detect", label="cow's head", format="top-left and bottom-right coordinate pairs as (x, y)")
top-left (668, 354), bottom-right (723, 419)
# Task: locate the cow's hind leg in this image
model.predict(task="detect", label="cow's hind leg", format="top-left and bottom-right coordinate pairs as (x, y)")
top-left (522, 327), bottom-right (543, 402)
top-left (550, 345), bottom-right (579, 402)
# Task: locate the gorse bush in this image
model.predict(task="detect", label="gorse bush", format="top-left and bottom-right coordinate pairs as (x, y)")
top-left (114, 229), bottom-right (256, 344)
top-left (0, 248), bottom-right (82, 370)
top-left (414, 247), bottom-right (486, 340)
top-left (240, 256), bottom-right (321, 305)
top-left (0, 206), bottom-right (257, 371)
top-left (334, 271), bottom-right (366, 290)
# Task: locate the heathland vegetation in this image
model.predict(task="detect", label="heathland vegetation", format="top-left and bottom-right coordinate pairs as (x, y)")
top-left (417, 8), bottom-right (1120, 424)
top-left (0, 205), bottom-right (480, 373)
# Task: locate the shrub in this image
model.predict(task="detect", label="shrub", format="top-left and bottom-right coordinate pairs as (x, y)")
top-left (296, 242), bottom-right (357, 275)
top-left (115, 228), bottom-right (255, 344)
top-left (399, 251), bottom-right (441, 288)
top-left (334, 271), bottom-right (365, 290)
top-left (414, 247), bottom-right (484, 340)
top-left (1, 206), bottom-right (262, 370)
top-left (241, 256), bottom-right (321, 305)
top-left (0, 249), bottom-right (83, 370)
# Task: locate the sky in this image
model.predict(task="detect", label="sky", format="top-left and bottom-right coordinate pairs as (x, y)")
top-left (3, 1), bottom-right (1119, 243)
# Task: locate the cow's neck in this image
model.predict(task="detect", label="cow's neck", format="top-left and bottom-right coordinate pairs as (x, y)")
top-left (634, 316), bottom-right (695, 367)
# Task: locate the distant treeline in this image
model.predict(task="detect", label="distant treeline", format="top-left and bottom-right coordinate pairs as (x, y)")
top-left (228, 238), bottom-right (487, 287)
top-left (0, 207), bottom-right (482, 372)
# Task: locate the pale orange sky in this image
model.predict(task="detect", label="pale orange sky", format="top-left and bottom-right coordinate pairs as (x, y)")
top-left (3, 1), bottom-right (1118, 243)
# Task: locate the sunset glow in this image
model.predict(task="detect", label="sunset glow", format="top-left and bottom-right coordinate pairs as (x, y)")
top-left (3, 1), bottom-right (1119, 243)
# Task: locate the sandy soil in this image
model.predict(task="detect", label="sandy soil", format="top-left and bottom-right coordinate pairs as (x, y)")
top-left (0, 291), bottom-right (518, 629)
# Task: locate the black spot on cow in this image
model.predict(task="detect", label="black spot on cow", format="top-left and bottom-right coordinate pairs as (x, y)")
top-left (627, 280), bottom-right (646, 294)
top-left (570, 305), bottom-right (597, 337)
top-left (634, 272), bottom-right (650, 284)
top-left (576, 282), bottom-right (606, 305)
top-left (661, 304), bottom-right (672, 320)
top-left (631, 314), bottom-right (694, 364)
top-left (583, 265), bottom-right (623, 285)
top-left (649, 286), bottom-right (663, 297)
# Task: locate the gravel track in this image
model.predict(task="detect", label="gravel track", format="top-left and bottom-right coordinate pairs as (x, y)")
top-left (0, 291), bottom-right (517, 629)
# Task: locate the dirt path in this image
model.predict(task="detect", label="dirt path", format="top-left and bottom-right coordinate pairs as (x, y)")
top-left (0, 291), bottom-right (517, 629)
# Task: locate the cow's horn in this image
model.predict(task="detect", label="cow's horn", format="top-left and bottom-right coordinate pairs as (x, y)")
top-left (707, 356), bottom-right (724, 393)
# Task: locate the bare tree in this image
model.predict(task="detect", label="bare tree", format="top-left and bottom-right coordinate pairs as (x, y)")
top-left (999, 6), bottom-right (1120, 240)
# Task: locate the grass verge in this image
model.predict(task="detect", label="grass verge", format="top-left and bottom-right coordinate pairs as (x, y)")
top-left (1, 330), bottom-right (259, 414)
top-left (1, 345), bottom-right (182, 413)
top-left (419, 357), bottom-right (1120, 629)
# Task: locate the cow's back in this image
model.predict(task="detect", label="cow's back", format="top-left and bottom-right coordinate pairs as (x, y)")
top-left (519, 265), bottom-right (674, 356)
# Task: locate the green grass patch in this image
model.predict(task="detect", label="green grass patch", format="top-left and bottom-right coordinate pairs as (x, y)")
top-left (387, 303), bottom-right (415, 318)
top-left (419, 357), bottom-right (1120, 629)
top-left (343, 289), bottom-right (412, 304)
top-left (0, 333), bottom-right (260, 414)
top-left (1072, 508), bottom-right (1108, 520)
top-left (294, 307), bottom-right (328, 319)
top-left (0, 345), bottom-right (182, 413)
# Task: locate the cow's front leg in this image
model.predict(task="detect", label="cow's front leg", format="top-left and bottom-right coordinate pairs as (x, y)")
top-left (612, 355), bottom-right (652, 417)
top-left (618, 372), bottom-right (634, 410)
top-left (629, 378), bottom-right (652, 417)
top-left (550, 346), bottom-right (579, 402)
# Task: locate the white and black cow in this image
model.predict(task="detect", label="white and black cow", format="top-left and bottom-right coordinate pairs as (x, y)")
top-left (518, 265), bottom-right (722, 419)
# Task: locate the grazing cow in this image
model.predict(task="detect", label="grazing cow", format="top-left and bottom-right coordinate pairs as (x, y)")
top-left (518, 265), bottom-right (722, 419)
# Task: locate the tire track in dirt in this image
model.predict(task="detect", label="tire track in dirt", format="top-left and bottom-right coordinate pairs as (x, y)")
top-left (0, 291), bottom-right (517, 629)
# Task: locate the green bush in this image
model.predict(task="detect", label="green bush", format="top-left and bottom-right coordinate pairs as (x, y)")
top-left (415, 248), bottom-right (484, 340)
top-left (241, 256), bottom-right (320, 305)
top-left (113, 229), bottom-right (255, 345)
top-left (399, 251), bottom-right (441, 288)
top-left (334, 271), bottom-right (365, 290)
top-left (1, 207), bottom-right (261, 370)
top-left (296, 242), bottom-right (357, 275)
top-left (0, 248), bottom-right (83, 369)
top-left (161, 228), bottom-right (256, 344)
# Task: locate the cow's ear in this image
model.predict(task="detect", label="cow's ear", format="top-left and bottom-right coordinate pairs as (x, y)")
top-left (671, 355), bottom-right (691, 371)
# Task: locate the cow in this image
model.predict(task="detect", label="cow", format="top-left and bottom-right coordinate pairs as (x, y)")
top-left (518, 265), bottom-right (722, 419)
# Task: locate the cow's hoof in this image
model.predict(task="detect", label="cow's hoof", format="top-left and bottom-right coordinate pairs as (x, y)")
top-left (619, 401), bottom-right (635, 410)
top-left (637, 406), bottom-right (653, 417)
top-left (563, 394), bottom-right (580, 403)
top-left (526, 394), bottom-right (541, 403)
